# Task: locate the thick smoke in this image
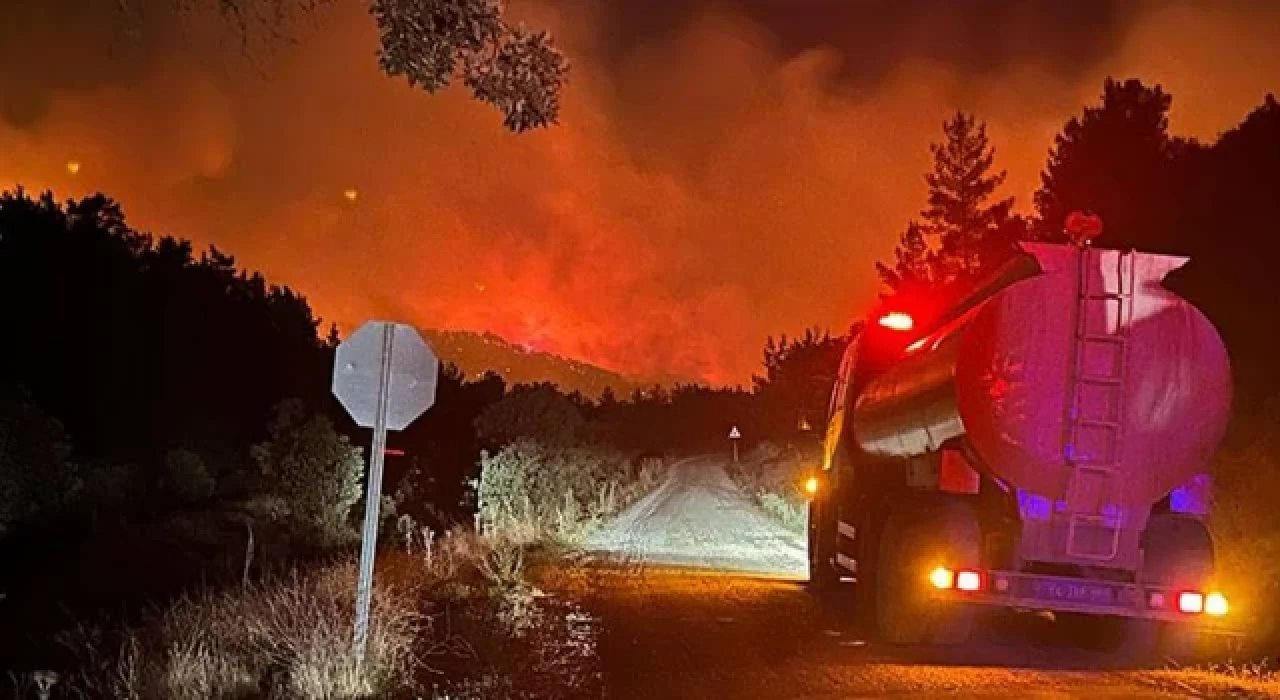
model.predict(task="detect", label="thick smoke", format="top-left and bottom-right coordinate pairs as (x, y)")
top-left (2, 1), bottom-right (1278, 384)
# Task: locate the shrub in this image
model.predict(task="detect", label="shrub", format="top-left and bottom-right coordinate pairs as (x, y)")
top-left (0, 386), bottom-right (78, 531)
top-left (80, 461), bottom-right (148, 516)
top-left (757, 490), bottom-right (806, 532)
top-left (475, 439), bottom-right (648, 544)
top-left (252, 399), bottom-right (365, 536)
top-left (728, 441), bottom-right (813, 533)
top-left (161, 449), bottom-right (216, 505)
top-left (1210, 404), bottom-right (1280, 646)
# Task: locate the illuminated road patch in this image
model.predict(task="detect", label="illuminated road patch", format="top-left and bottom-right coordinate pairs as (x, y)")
top-left (583, 456), bottom-right (807, 579)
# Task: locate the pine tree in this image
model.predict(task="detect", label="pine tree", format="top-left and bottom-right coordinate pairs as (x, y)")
top-left (875, 222), bottom-right (936, 293)
top-left (1033, 79), bottom-right (1178, 248)
top-left (879, 112), bottom-right (1021, 292)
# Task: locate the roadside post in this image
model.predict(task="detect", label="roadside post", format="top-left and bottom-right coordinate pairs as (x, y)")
top-left (729, 425), bottom-right (742, 464)
top-left (332, 321), bottom-right (439, 662)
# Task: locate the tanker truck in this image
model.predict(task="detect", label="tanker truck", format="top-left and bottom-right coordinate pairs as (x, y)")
top-left (806, 239), bottom-right (1233, 656)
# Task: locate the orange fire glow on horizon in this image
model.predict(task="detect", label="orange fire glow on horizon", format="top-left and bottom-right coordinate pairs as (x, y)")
top-left (2, 2), bottom-right (1278, 385)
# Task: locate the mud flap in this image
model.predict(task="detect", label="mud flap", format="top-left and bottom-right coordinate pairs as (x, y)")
top-left (807, 500), bottom-right (839, 590)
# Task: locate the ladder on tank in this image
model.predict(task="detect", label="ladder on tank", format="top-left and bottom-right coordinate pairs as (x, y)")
top-left (1061, 246), bottom-right (1137, 561)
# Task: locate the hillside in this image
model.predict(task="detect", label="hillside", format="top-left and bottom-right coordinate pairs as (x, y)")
top-left (423, 329), bottom-right (648, 398)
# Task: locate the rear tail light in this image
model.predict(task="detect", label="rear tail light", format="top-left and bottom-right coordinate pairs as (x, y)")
top-left (956, 570), bottom-right (983, 592)
top-left (1178, 591), bottom-right (1205, 614)
top-left (929, 567), bottom-right (984, 591)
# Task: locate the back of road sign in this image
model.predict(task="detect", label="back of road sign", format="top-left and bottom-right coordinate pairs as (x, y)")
top-left (332, 321), bottom-right (439, 431)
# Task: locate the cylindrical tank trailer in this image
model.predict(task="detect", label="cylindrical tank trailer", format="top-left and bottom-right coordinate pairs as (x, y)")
top-left (807, 241), bottom-right (1233, 656)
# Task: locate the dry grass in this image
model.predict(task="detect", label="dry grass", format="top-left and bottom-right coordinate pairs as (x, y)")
top-left (1140, 662), bottom-right (1280, 697)
top-left (19, 440), bottom-right (657, 700)
top-left (42, 562), bottom-right (422, 700)
top-left (729, 442), bottom-right (814, 533)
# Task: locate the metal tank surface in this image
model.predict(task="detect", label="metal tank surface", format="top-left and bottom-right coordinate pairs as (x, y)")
top-left (852, 242), bottom-right (1232, 565)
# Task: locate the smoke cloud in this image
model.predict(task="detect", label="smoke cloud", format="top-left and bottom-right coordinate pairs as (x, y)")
top-left (2, 0), bottom-right (1278, 384)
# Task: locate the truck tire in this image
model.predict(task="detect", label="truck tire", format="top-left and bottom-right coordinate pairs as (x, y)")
top-left (1131, 514), bottom-right (1214, 663)
top-left (807, 500), bottom-right (839, 591)
top-left (1064, 516), bottom-right (1214, 662)
top-left (875, 500), bottom-right (981, 646)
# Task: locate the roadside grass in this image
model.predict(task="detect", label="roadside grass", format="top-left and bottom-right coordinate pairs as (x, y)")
top-left (727, 442), bottom-right (815, 533)
top-left (18, 560), bottom-right (422, 699)
top-left (1140, 661), bottom-right (1280, 697)
top-left (11, 445), bottom-right (663, 699)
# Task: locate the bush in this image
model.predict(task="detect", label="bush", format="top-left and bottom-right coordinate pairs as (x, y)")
top-left (251, 400), bottom-right (365, 537)
top-left (728, 441), bottom-right (812, 533)
top-left (80, 461), bottom-right (148, 516)
top-left (161, 449), bottom-right (216, 506)
top-left (1210, 403), bottom-right (1280, 647)
top-left (0, 386), bottom-right (78, 532)
top-left (475, 439), bottom-right (652, 544)
top-left (757, 490), bottom-right (806, 532)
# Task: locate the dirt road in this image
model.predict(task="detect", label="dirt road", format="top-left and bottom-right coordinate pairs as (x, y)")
top-left (574, 457), bottom-right (1268, 699)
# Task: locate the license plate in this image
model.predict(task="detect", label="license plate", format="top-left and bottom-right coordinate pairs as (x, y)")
top-left (1030, 579), bottom-right (1116, 606)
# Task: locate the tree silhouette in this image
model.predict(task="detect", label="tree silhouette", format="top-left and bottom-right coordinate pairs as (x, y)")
top-left (0, 189), bottom-right (333, 496)
top-left (98, 0), bottom-right (569, 132)
top-left (1033, 78), bottom-right (1186, 249)
top-left (878, 112), bottom-right (1023, 291)
top-left (753, 329), bottom-right (849, 444)
top-left (876, 222), bottom-right (936, 293)
top-left (474, 381), bottom-right (585, 448)
top-left (1164, 95), bottom-right (1280, 409)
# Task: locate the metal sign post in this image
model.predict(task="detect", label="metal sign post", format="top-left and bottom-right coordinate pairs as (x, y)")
top-left (332, 321), bottom-right (438, 663)
top-left (353, 324), bottom-right (392, 661)
top-left (729, 425), bottom-right (742, 464)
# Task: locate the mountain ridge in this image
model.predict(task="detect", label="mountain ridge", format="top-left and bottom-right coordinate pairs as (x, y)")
top-left (423, 328), bottom-right (686, 398)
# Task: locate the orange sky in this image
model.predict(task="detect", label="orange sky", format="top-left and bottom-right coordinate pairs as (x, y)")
top-left (2, 1), bottom-right (1278, 385)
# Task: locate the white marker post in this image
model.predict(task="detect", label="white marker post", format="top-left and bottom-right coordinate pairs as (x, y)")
top-left (729, 425), bottom-right (742, 464)
top-left (332, 322), bottom-right (439, 663)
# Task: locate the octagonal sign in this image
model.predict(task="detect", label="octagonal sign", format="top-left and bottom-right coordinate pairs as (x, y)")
top-left (332, 321), bottom-right (439, 431)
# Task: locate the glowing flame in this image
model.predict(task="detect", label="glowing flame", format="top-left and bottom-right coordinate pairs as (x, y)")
top-left (803, 476), bottom-right (819, 495)
top-left (66, 161), bottom-right (81, 175)
top-left (343, 188), bottom-right (359, 202)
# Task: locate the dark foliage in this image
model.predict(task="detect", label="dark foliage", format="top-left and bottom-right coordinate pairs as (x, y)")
top-left (0, 190), bottom-right (333, 485)
top-left (879, 111), bottom-right (1027, 293)
top-left (752, 328), bottom-right (851, 445)
top-left (1030, 80), bottom-right (1280, 411)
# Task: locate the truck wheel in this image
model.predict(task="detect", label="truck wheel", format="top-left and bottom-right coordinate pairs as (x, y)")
top-left (1127, 515), bottom-right (1215, 664)
top-left (1067, 516), bottom-right (1214, 663)
top-left (807, 500), bottom-right (839, 591)
top-left (875, 501), bottom-right (981, 646)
